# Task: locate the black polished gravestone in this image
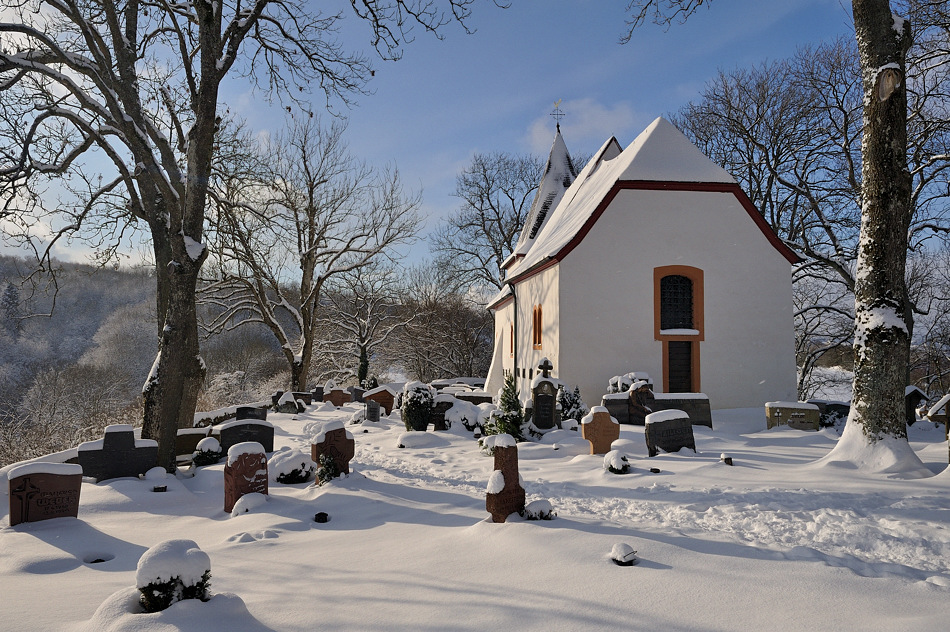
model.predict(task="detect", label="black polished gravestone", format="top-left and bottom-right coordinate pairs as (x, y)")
top-left (365, 400), bottom-right (382, 423)
top-left (532, 359), bottom-right (558, 430)
top-left (8, 463), bottom-right (83, 526)
top-left (215, 420), bottom-right (275, 453)
top-left (644, 410), bottom-right (697, 457)
top-left (235, 406), bottom-right (268, 421)
top-left (77, 425), bottom-right (158, 482)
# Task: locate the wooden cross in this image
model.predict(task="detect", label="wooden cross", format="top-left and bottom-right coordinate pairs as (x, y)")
top-left (550, 99), bottom-right (565, 131)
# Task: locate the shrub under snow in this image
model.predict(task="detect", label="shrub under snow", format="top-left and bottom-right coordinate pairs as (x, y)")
top-left (136, 539), bottom-right (211, 613)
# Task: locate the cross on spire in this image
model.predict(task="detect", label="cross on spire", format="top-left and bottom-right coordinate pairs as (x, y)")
top-left (550, 99), bottom-right (565, 131)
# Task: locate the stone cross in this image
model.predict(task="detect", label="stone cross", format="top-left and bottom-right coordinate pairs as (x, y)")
top-left (538, 358), bottom-right (553, 379)
top-left (311, 424), bottom-right (355, 475)
top-left (485, 444), bottom-right (526, 523)
top-left (77, 425), bottom-right (158, 482)
top-left (581, 409), bottom-right (620, 455)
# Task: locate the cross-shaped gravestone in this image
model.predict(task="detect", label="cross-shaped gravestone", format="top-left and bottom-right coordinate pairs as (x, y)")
top-left (77, 425), bottom-right (158, 482)
top-left (311, 422), bottom-right (356, 475)
top-left (581, 408), bottom-right (620, 455)
top-left (538, 357), bottom-right (553, 379)
top-left (485, 442), bottom-right (526, 523)
top-left (531, 358), bottom-right (557, 430)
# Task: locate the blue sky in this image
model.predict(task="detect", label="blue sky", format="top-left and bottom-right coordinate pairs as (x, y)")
top-left (224, 0), bottom-right (855, 254)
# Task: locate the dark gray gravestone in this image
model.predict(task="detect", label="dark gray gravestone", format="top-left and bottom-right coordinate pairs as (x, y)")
top-left (532, 358), bottom-right (557, 430)
top-left (347, 386), bottom-right (365, 403)
top-left (216, 420), bottom-right (275, 453)
top-left (430, 399), bottom-right (454, 431)
top-left (271, 391), bottom-right (284, 407)
top-left (365, 400), bottom-right (381, 423)
top-left (311, 385), bottom-right (324, 402)
top-left (77, 425), bottom-right (158, 482)
top-left (650, 394), bottom-right (712, 428)
top-left (601, 394), bottom-right (630, 425)
top-left (292, 392), bottom-right (313, 405)
top-left (8, 463), bottom-right (82, 526)
top-left (236, 406), bottom-right (268, 421)
top-left (644, 410), bottom-right (696, 457)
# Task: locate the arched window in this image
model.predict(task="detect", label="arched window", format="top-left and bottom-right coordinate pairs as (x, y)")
top-left (660, 275), bottom-right (693, 330)
top-left (532, 305), bottom-right (543, 349)
top-left (509, 323), bottom-right (514, 358)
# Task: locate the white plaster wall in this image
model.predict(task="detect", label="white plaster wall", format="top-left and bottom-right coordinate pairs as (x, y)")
top-left (512, 265), bottom-right (560, 399)
top-left (558, 189), bottom-right (797, 410)
top-left (485, 301), bottom-right (514, 399)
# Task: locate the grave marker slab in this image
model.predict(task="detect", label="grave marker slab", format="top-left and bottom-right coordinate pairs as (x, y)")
top-left (430, 397), bottom-right (455, 431)
top-left (224, 443), bottom-right (268, 513)
top-left (77, 425), bottom-right (158, 482)
top-left (8, 463), bottom-right (82, 526)
top-left (765, 402), bottom-right (820, 431)
top-left (311, 421), bottom-right (356, 475)
top-left (364, 386), bottom-right (396, 415)
top-left (532, 359), bottom-right (558, 430)
top-left (645, 410), bottom-right (697, 457)
top-left (216, 420), bottom-right (275, 453)
top-left (651, 393), bottom-right (711, 428)
top-left (581, 407), bottom-right (620, 455)
top-left (292, 392), bottom-right (313, 406)
top-left (347, 386), bottom-right (365, 403)
top-left (485, 438), bottom-right (526, 523)
top-left (235, 406), bottom-right (269, 421)
top-left (365, 400), bottom-right (381, 423)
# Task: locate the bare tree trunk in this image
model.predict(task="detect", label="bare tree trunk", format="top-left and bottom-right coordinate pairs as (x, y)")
top-left (848, 1), bottom-right (913, 443)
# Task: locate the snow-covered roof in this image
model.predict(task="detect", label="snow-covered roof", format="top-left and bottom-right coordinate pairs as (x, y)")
top-left (509, 128), bottom-right (578, 260)
top-left (498, 117), bottom-right (797, 287)
top-left (927, 393), bottom-right (950, 418)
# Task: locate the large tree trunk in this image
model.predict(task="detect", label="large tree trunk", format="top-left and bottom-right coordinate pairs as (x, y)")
top-left (830, 1), bottom-right (925, 472)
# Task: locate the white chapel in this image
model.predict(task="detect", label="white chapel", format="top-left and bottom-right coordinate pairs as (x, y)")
top-left (484, 117), bottom-right (800, 410)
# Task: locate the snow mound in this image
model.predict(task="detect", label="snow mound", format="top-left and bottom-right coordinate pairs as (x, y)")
top-left (84, 588), bottom-right (266, 632)
top-left (231, 493), bottom-right (268, 516)
top-left (816, 421), bottom-right (932, 478)
top-left (135, 539), bottom-right (210, 588)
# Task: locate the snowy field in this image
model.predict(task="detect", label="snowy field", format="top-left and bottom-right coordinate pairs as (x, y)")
top-left (2, 404), bottom-right (950, 631)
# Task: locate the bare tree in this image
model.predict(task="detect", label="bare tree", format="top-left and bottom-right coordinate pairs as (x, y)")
top-left (201, 118), bottom-right (421, 392)
top-left (430, 152), bottom-right (543, 292)
top-left (316, 262), bottom-right (413, 386)
top-left (1, 0), bottom-right (495, 468)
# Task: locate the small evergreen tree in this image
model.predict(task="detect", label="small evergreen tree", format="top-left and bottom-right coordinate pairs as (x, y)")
top-left (558, 385), bottom-right (588, 422)
top-left (485, 371), bottom-right (524, 441)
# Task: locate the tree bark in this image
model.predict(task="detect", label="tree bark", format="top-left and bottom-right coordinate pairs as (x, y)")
top-left (849, 1), bottom-right (913, 441)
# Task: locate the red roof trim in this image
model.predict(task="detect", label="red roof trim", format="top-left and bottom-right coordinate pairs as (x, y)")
top-left (506, 180), bottom-right (801, 287)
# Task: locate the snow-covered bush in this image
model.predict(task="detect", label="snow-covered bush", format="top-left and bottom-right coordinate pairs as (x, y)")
top-left (558, 385), bottom-right (588, 423)
top-left (136, 539), bottom-right (211, 613)
top-left (401, 381), bottom-right (435, 431)
top-left (483, 371), bottom-right (524, 441)
top-left (269, 448), bottom-right (315, 484)
top-left (315, 453), bottom-right (341, 485)
top-left (521, 499), bottom-right (556, 520)
top-left (603, 450), bottom-right (631, 474)
top-left (192, 437), bottom-right (223, 467)
top-left (478, 432), bottom-right (517, 456)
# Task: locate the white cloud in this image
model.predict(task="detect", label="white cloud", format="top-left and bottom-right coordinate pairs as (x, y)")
top-left (523, 98), bottom-right (642, 155)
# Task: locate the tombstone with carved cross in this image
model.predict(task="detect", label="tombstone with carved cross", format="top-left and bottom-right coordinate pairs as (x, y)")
top-left (8, 463), bottom-right (82, 526)
top-left (531, 357), bottom-right (558, 430)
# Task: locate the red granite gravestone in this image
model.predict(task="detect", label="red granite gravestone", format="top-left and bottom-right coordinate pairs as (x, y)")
top-left (311, 422), bottom-right (356, 475)
top-left (8, 463), bottom-right (83, 526)
top-left (364, 388), bottom-right (395, 415)
top-left (581, 408), bottom-right (620, 455)
top-left (324, 389), bottom-right (349, 408)
top-left (224, 443), bottom-right (268, 513)
top-left (485, 441), bottom-right (526, 523)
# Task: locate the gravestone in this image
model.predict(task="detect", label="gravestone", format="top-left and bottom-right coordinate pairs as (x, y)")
top-left (311, 385), bottom-right (324, 403)
top-left (324, 388), bottom-right (349, 408)
top-left (216, 420), bottom-right (275, 453)
top-left (485, 438), bottom-right (526, 523)
top-left (581, 407), bottom-right (620, 455)
top-left (311, 421), bottom-right (356, 475)
top-left (364, 386), bottom-right (396, 415)
top-left (224, 442), bottom-right (268, 513)
top-left (235, 406), bottom-right (268, 421)
top-left (347, 386), bottom-right (365, 403)
top-left (365, 400), bottom-right (382, 423)
top-left (271, 391), bottom-right (284, 407)
top-left (276, 391), bottom-right (303, 414)
top-left (176, 427), bottom-right (212, 460)
top-left (77, 425), bottom-right (158, 482)
top-left (430, 399), bottom-right (454, 431)
top-left (628, 381), bottom-right (656, 426)
top-left (651, 393), bottom-right (711, 428)
top-left (532, 358), bottom-right (557, 430)
top-left (766, 402), bottom-right (820, 430)
top-left (601, 393), bottom-right (630, 425)
top-left (455, 391), bottom-right (493, 406)
top-left (8, 463), bottom-right (83, 526)
top-left (292, 392), bottom-right (313, 406)
top-left (645, 410), bottom-right (697, 457)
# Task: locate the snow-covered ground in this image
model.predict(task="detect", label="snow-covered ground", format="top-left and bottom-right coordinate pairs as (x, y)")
top-left (2, 404), bottom-right (949, 631)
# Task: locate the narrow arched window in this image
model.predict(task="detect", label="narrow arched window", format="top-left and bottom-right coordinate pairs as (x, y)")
top-left (660, 275), bottom-right (693, 330)
top-left (509, 323), bottom-right (514, 357)
top-left (533, 305), bottom-right (543, 349)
